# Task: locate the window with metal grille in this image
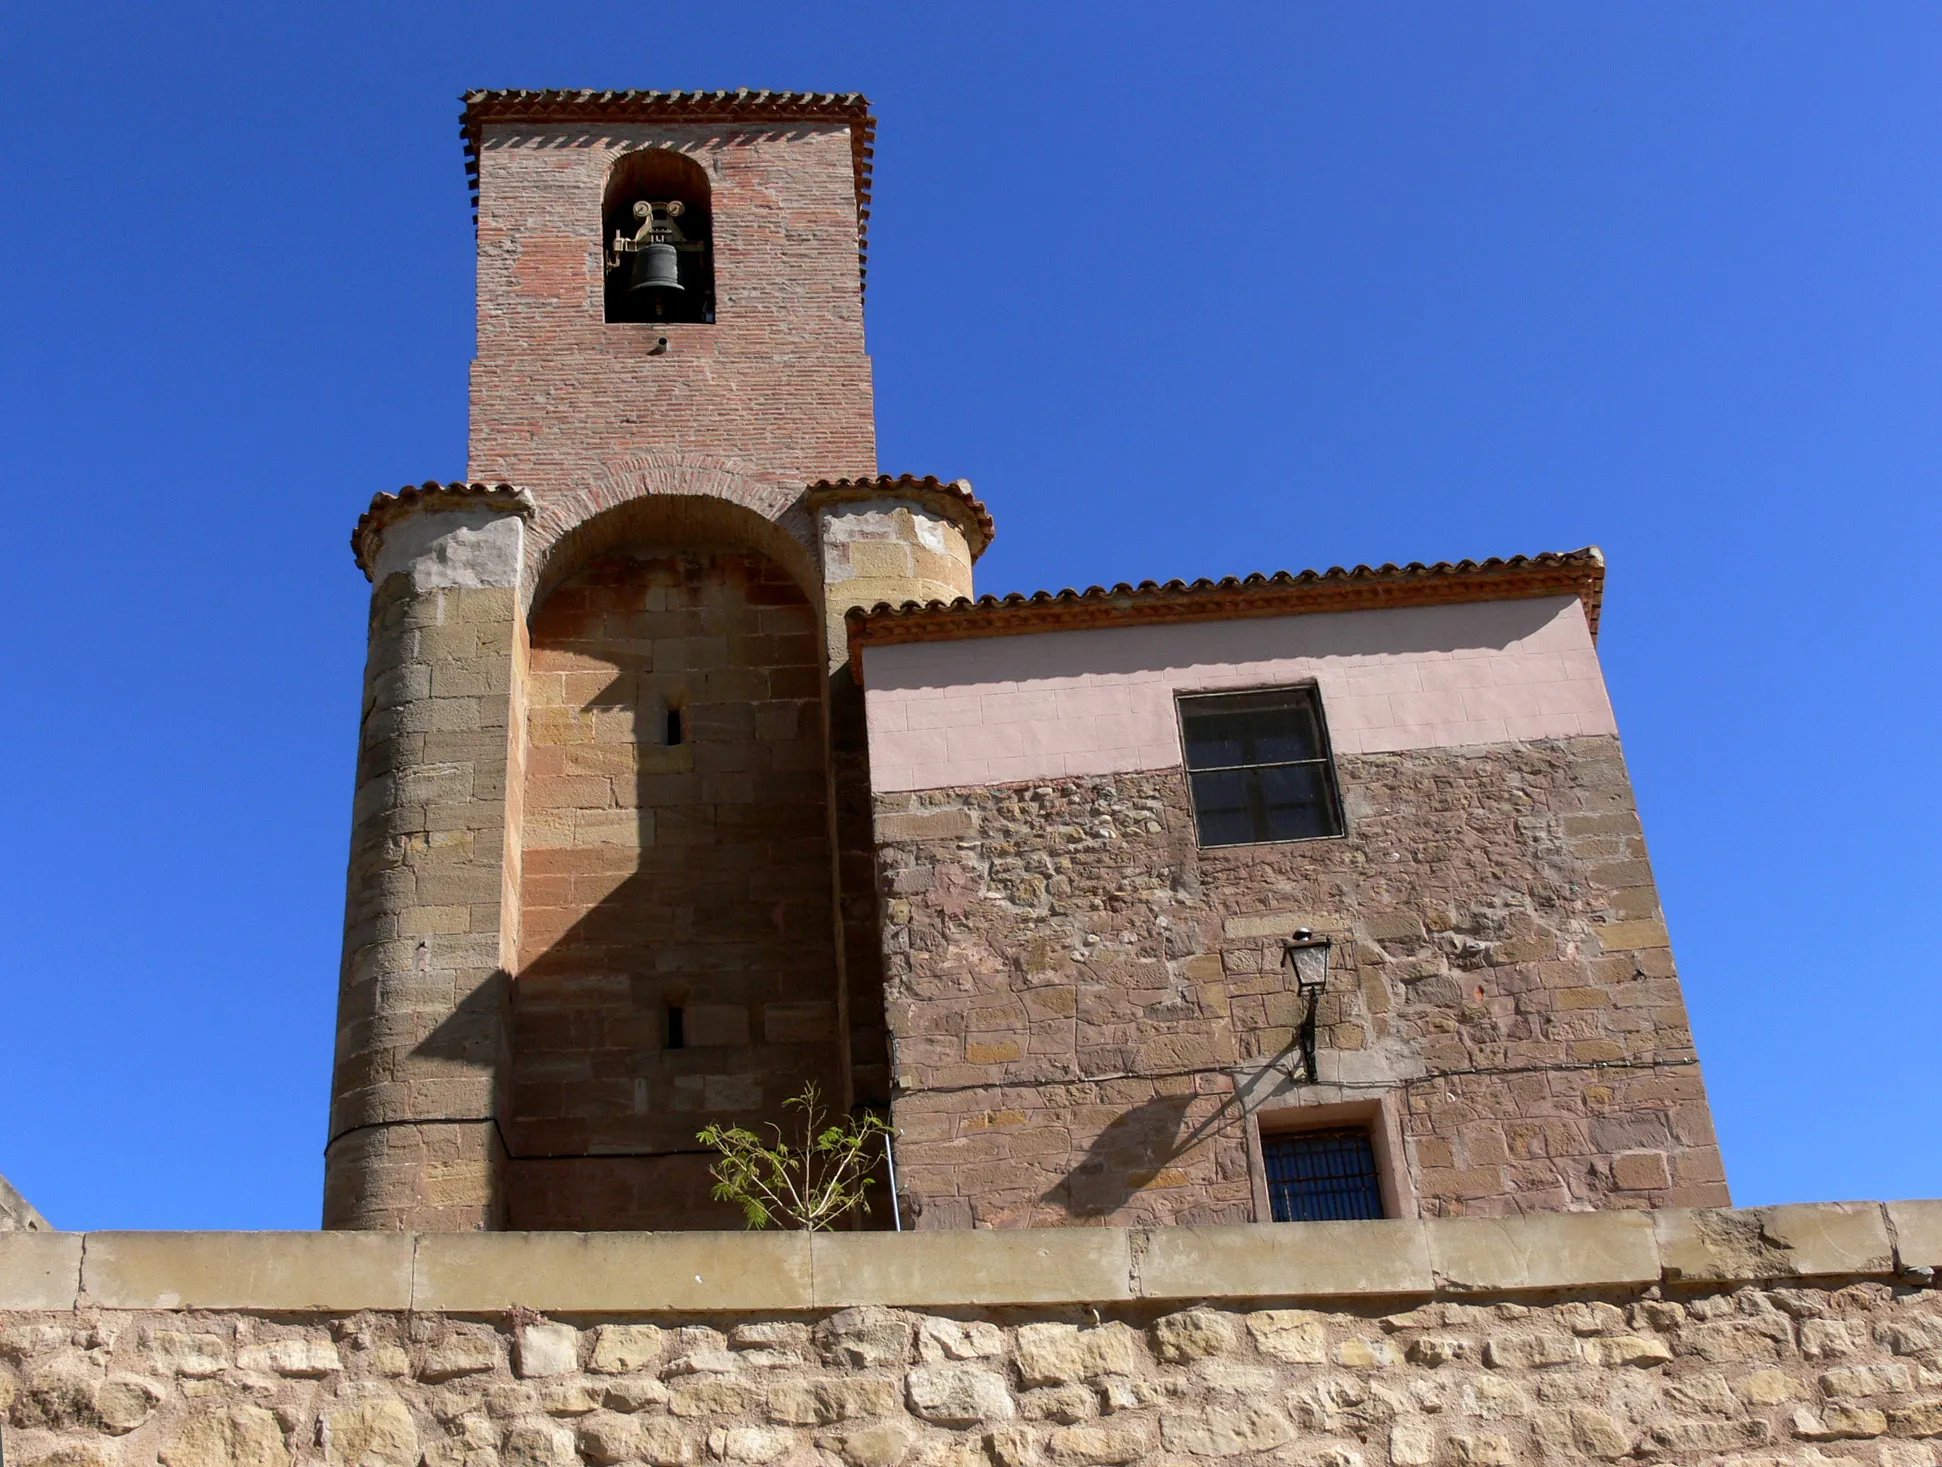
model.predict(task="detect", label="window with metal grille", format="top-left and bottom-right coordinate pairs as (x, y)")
top-left (1262, 1127), bottom-right (1385, 1222)
top-left (1178, 686), bottom-right (1345, 846)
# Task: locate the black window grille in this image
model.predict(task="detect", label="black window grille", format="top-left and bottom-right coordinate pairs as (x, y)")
top-left (1263, 1128), bottom-right (1385, 1222)
top-left (1179, 687), bottom-right (1345, 846)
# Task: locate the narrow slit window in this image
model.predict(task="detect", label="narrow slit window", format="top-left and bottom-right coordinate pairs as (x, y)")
top-left (1178, 686), bottom-right (1344, 846)
top-left (666, 1004), bottom-right (686, 1051)
top-left (665, 705), bottom-right (684, 747)
top-left (1263, 1127), bottom-right (1384, 1222)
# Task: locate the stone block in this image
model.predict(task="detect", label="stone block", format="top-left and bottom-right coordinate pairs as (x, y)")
top-left (875, 808), bottom-right (975, 844)
top-left (1887, 1199), bottom-right (1942, 1271)
top-left (1655, 1203), bottom-right (1893, 1283)
top-left (0, 1231), bottom-right (81, 1308)
top-left (1135, 1219), bottom-right (1433, 1300)
top-left (1428, 1209), bottom-right (1658, 1292)
top-left (83, 1231), bottom-right (413, 1309)
top-left (413, 1230), bottom-right (813, 1312)
top-left (810, 1228), bottom-right (1131, 1307)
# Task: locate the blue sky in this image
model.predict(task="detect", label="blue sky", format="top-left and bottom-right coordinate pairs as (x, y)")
top-left (1, 2), bottom-right (1935, 1228)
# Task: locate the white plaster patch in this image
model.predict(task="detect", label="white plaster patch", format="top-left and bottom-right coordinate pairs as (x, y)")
top-left (373, 509), bottom-right (525, 591)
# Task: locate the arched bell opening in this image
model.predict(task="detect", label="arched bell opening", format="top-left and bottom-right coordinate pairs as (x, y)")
top-left (602, 148), bottom-right (715, 325)
top-left (507, 509), bottom-right (843, 1229)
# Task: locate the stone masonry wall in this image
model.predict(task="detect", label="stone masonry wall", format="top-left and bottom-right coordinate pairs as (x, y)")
top-left (511, 548), bottom-right (843, 1231)
top-left (4, 1205), bottom-right (1942, 1467)
top-left (872, 735), bottom-right (1728, 1230)
top-left (327, 559), bottom-right (525, 1233)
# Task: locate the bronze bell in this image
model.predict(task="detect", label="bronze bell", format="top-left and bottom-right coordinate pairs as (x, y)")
top-left (628, 240), bottom-right (683, 298)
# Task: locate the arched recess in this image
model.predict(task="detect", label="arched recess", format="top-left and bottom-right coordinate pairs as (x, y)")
top-left (507, 492), bottom-right (843, 1230)
top-left (602, 148), bottom-right (715, 324)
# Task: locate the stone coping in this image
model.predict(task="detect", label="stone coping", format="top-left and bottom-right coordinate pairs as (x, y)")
top-left (1, 1203), bottom-right (1933, 1314)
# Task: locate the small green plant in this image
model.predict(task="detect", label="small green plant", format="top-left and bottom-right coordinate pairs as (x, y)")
top-left (698, 1083), bottom-right (895, 1230)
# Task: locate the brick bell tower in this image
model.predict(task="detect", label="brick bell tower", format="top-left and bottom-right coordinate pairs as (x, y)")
top-left (325, 91), bottom-right (992, 1231)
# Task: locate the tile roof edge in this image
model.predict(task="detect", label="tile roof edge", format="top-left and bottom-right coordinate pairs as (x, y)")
top-left (844, 548), bottom-right (1607, 677)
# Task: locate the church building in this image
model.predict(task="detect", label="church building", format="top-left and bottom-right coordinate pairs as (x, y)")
top-left (325, 90), bottom-right (1730, 1234)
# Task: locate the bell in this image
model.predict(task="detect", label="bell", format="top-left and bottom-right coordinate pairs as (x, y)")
top-left (628, 241), bottom-right (683, 298)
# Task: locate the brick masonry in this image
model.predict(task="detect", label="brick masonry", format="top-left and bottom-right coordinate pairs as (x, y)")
top-left (468, 121), bottom-right (877, 497)
top-left (872, 735), bottom-right (1729, 1230)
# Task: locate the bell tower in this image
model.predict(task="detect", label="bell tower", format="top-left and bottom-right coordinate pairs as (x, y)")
top-left (325, 91), bottom-right (991, 1231)
top-left (464, 88), bottom-right (880, 497)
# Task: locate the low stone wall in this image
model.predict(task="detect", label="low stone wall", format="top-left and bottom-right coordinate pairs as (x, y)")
top-left (2, 1203), bottom-right (1939, 1467)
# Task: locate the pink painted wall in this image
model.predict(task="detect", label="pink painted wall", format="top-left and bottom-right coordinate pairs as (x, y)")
top-left (860, 596), bottom-right (1617, 793)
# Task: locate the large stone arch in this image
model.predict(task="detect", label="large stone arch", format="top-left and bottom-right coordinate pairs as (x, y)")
top-left (522, 452), bottom-right (819, 613)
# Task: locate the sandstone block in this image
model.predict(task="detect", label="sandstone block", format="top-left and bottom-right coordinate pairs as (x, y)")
top-left (836, 1421), bottom-right (915, 1467)
top-left (1822, 1363), bottom-right (1914, 1398)
top-left (1652, 1418), bottom-right (1769, 1453)
top-left (711, 1426), bottom-right (796, 1463)
top-left (147, 1331), bottom-right (230, 1378)
top-left (1445, 1432), bottom-right (1513, 1466)
top-left (1580, 1334), bottom-right (1672, 1367)
top-left (1887, 1199), bottom-right (1942, 1271)
top-left (669, 1378), bottom-right (761, 1417)
top-left (97, 1374), bottom-right (165, 1433)
top-left (638, 1417), bottom-right (698, 1466)
top-left (1020, 1385), bottom-right (1096, 1424)
top-left (1388, 1421), bottom-right (1435, 1466)
top-left (812, 1230), bottom-right (1130, 1308)
top-left (905, 1365), bottom-right (1014, 1426)
top-left (577, 1411), bottom-right (642, 1465)
top-left (413, 1231), bottom-right (812, 1312)
top-left (1137, 1220), bottom-right (1432, 1300)
top-left (1159, 1404), bottom-right (1294, 1456)
top-left (86, 1230), bottom-right (413, 1309)
top-left (1738, 1369), bottom-right (1801, 1406)
top-left (236, 1339), bottom-right (342, 1377)
top-left (1334, 1338), bottom-right (1401, 1369)
top-left (167, 1404), bottom-right (292, 1467)
top-left (1151, 1308), bottom-right (1239, 1362)
top-left (0, 1233), bottom-right (81, 1309)
top-left (1656, 1203), bottom-right (1893, 1283)
top-left (768, 1378), bottom-right (902, 1425)
top-left (500, 1417), bottom-right (578, 1467)
top-left (588, 1324), bottom-right (664, 1374)
top-left (817, 1308), bottom-right (914, 1369)
top-left (1044, 1420), bottom-right (1153, 1465)
top-left (327, 1399), bottom-right (419, 1467)
top-left (1013, 1324), bottom-right (1141, 1386)
top-left (599, 1376), bottom-right (669, 1412)
top-left (423, 1332), bottom-right (501, 1381)
top-left (1482, 1333), bottom-right (1577, 1370)
top-left (536, 1381), bottom-right (600, 1416)
top-left (916, 1317), bottom-right (1006, 1362)
top-left (1888, 1400), bottom-right (1942, 1437)
top-left (1246, 1310), bottom-right (1326, 1364)
top-left (515, 1324), bottom-right (580, 1379)
top-left (1428, 1208), bottom-right (1658, 1292)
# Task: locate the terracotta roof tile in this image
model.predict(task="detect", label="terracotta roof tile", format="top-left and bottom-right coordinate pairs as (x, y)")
top-left (460, 89), bottom-right (876, 292)
top-left (845, 548), bottom-right (1606, 671)
top-left (352, 481), bottom-right (535, 580)
top-left (805, 474), bottom-right (995, 559)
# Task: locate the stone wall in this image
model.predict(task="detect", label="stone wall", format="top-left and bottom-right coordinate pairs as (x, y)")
top-left (512, 548), bottom-right (844, 1230)
top-left (2, 1204), bottom-right (1939, 1467)
top-left (871, 736), bottom-right (1728, 1230)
